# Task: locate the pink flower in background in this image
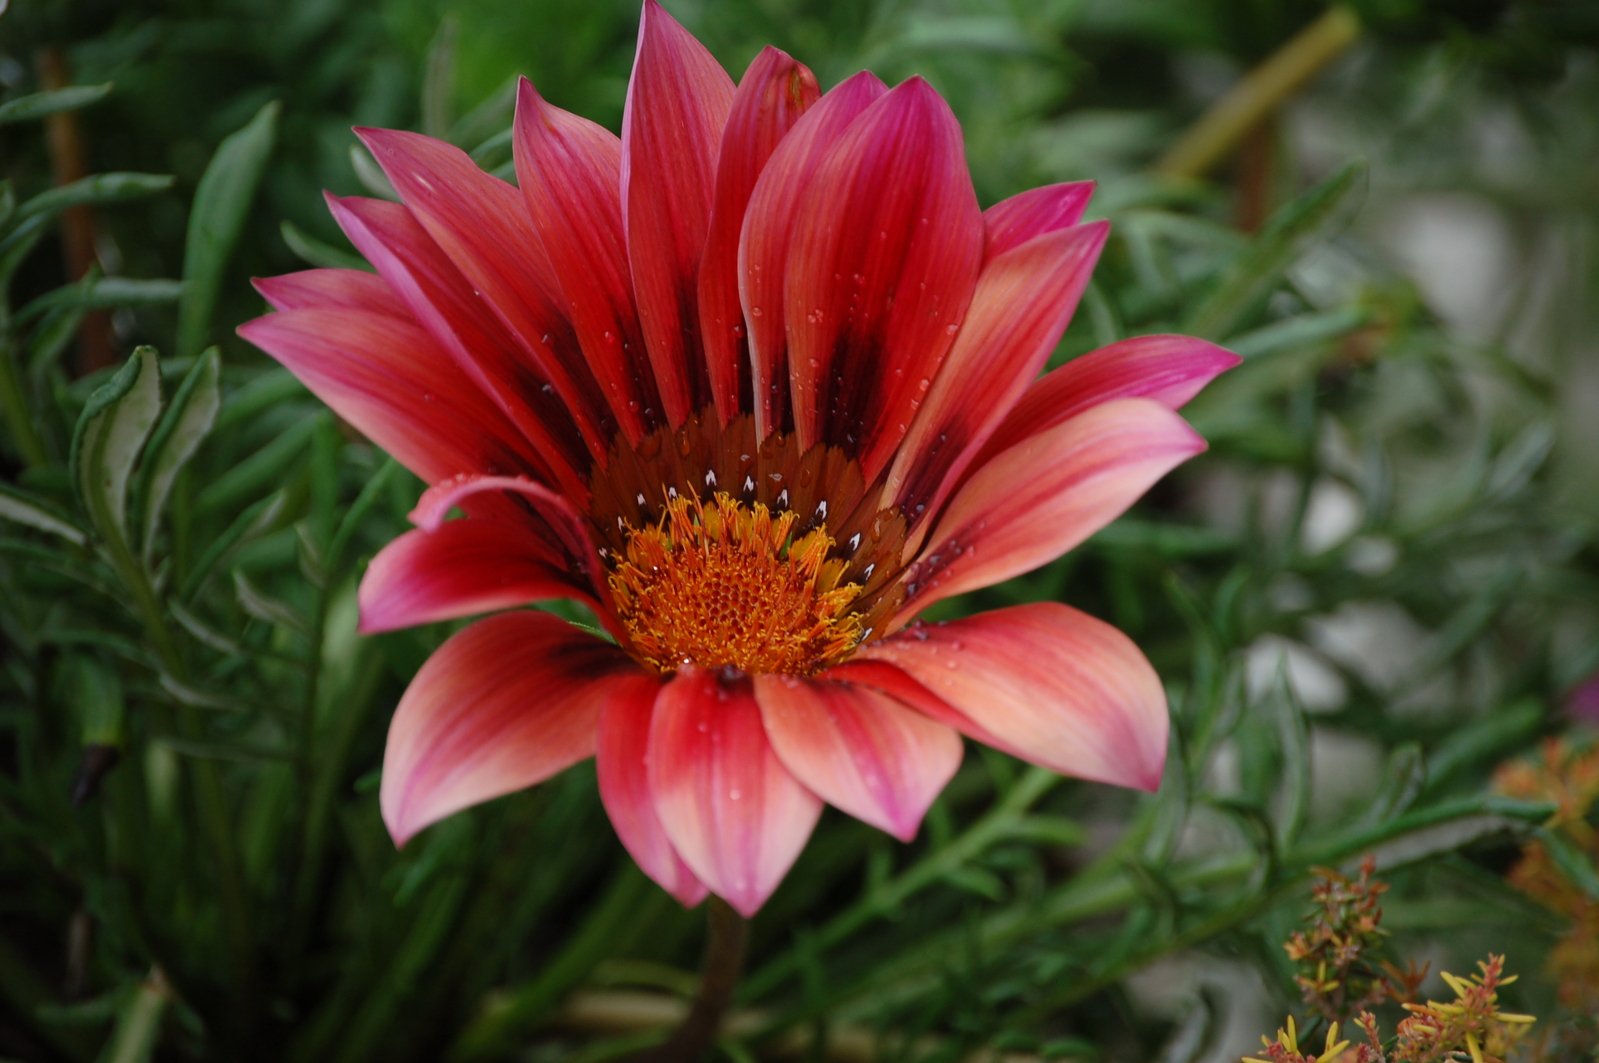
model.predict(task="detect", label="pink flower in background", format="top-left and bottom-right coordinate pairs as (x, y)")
top-left (240, 0), bottom-right (1236, 916)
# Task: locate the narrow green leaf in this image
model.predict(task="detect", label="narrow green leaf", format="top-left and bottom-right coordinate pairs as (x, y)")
top-left (0, 180), bottom-right (14, 230)
top-left (69, 347), bottom-right (162, 549)
top-left (421, 17), bottom-right (458, 139)
top-left (350, 143), bottom-right (398, 200)
top-left (179, 490), bottom-right (288, 599)
top-left (178, 101), bottom-right (279, 360)
top-left (1538, 828), bottom-right (1599, 901)
top-left (0, 83), bottom-right (112, 125)
top-left (15, 276), bottom-right (183, 324)
top-left (0, 482), bottom-right (89, 545)
top-left (137, 348), bottom-right (221, 563)
top-left (233, 569), bottom-right (308, 635)
top-left (99, 971), bottom-right (169, 1063)
top-left (193, 413), bottom-right (319, 519)
top-left (280, 220), bottom-right (369, 270)
top-left (1185, 160), bottom-right (1367, 340)
top-left (64, 654), bottom-right (124, 746)
top-left (16, 172), bottom-right (174, 224)
top-left (0, 214), bottom-right (51, 283)
top-left (1267, 662), bottom-right (1310, 847)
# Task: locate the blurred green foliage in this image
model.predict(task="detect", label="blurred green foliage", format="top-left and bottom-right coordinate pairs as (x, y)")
top-left (3, 0), bottom-right (1598, 1060)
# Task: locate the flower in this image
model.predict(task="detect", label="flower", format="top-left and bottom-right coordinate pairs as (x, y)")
top-left (240, 0), bottom-right (1236, 916)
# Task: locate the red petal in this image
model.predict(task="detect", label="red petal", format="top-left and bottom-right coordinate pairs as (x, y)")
top-left (380, 612), bottom-right (639, 844)
top-left (897, 398), bottom-right (1205, 618)
top-left (698, 47), bottom-right (819, 424)
top-left (647, 667), bottom-right (822, 916)
top-left (408, 473), bottom-right (617, 627)
top-left (356, 128), bottom-right (614, 455)
top-left (853, 603), bottom-right (1168, 792)
top-left (740, 71), bottom-right (886, 437)
top-left (621, 0), bottom-right (735, 425)
top-left (597, 675), bottom-right (709, 907)
top-left (782, 77), bottom-right (983, 478)
top-left (327, 194), bottom-right (593, 495)
top-left (885, 223), bottom-right (1108, 526)
top-left (975, 335), bottom-right (1241, 463)
top-left (253, 269), bottom-right (396, 314)
top-left (358, 519), bottom-right (594, 634)
top-left (237, 308), bottom-right (530, 484)
top-left (753, 674), bottom-right (961, 841)
top-left (513, 79), bottom-right (659, 443)
top-left (982, 181), bottom-right (1095, 259)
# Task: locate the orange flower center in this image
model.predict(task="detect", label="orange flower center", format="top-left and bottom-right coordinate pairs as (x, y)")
top-left (608, 492), bottom-right (865, 676)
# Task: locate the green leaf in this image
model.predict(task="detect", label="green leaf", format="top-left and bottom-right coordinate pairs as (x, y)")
top-left (0, 214), bottom-right (50, 283)
top-left (1184, 160), bottom-right (1368, 340)
top-left (280, 220), bottom-right (369, 270)
top-left (178, 101), bottom-right (279, 360)
top-left (63, 654), bottom-right (124, 747)
top-left (15, 275), bottom-right (183, 324)
top-left (136, 348), bottom-right (221, 563)
top-left (350, 143), bottom-right (398, 200)
top-left (15, 172), bottom-right (173, 224)
top-left (179, 489), bottom-right (288, 599)
top-left (99, 971), bottom-right (169, 1063)
top-left (0, 83), bottom-right (112, 125)
top-left (1538, 828), bottom-right (1599, 901)
top-left (0, 482), bottom-right (89, 546)
top-left (69, 347), bottom-right (162, 549)
top-left (233, 569), bottom-right (308, 635)
top-left (421, 16), bottom-right (458, 139)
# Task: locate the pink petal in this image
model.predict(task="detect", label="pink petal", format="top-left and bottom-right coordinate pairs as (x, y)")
top-left (897, 398), bottom-right (1205, 618)
top-left (884, 223), bottom-right (1108, 528)
top-left (647, 667), bottom-right (822, 917)
top-left (381, 612), bottom-right (640, 845)
top-left (596, 675), bottom-right (709, 907)
top-left (975, 334), bottom-right (1242, 464)
top-left (355, 128), bottom-right (614, 455)
top-left (982, 181), bottom-right (1095, 259)
top-left (782, 77), bottom-right (983, 479)
top-left (753, 674), bottom-right (962, 841)
top-left (513, 79), bottom-right (659, 443)
top-left (326, 194), bottom-right (593, 496)
top-left (852, 603), bottom-right (1168, 791)
top-left (740, 71), bottom-right (887, 437)
top-left (358, 519), bottom-right (594, 634)
top-left (407, 473), bottom-right (619, 631)
top-left (621, 0), bottom-right (735, 426)
top-left (253, 268), bottom-right (396, 314)
top-left (236, 308), bottom-right (531, 485)
top-left (698, 47), bottom-right (819, 424)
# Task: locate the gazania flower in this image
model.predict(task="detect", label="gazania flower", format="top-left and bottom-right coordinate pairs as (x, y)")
top-left (241, 1), bottom-right (1236, 916)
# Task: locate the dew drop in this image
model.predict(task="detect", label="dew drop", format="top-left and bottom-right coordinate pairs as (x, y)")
top-left (751, 305), bottom-right (764, 318)
top-left (728, 787), bottom-right (742, 801)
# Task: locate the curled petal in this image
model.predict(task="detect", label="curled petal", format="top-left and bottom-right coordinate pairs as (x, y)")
top-left (381, 612), bottom-right (640, 844)
top-left (850, 603), bottom-right (1169, 792)
top-left (897, 398), bottom-right (1204, 618)
top-left (597, 675), bottom-right (709, 907)
top-left (754, 674), bottom-right (962, 841)
top-left (622, 0), bottom-right (735, 425)
top-left (648, 667), bottom-right (822, 916)
top-left (976, 335), bottom-right (1242, 462)
top-left (358, 519), bottom-right (594, 634)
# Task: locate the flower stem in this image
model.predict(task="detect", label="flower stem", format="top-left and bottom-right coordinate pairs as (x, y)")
top-left (637, 898), bottom-right (749, 1062)
top-left (1155, 5), bottom-right (1362, 180)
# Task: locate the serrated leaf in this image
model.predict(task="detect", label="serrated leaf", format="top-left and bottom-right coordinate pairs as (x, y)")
top-left (0, 83), bottom-right (112, 125)
top-left (0, 482), bottom-right (89, 545)
top-left (69, 347), bottom-right (162, 549)
top-left (1185, 161), bottom-right (1367, 340)
top-left (137, 349), bottom-right (221, 563)
top-left (15, 172), bottom-right (173, 224)
top-left (178, 101), bottom-right (279, 360)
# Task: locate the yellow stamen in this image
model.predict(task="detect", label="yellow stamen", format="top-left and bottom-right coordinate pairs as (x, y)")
top-left (609, 492), bottom-right (864, 676)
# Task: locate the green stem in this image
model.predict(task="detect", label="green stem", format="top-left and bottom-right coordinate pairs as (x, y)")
top-left (636, 898), bottom-right (749, 1063)
top-left (1155, 6), bottom-right (1362, 180)
top-left (0, 338), bottom-right (51, 467)
top-left (742, 766), bottom-right (1059, 1000)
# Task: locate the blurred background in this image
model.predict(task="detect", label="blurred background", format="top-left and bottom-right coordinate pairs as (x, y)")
top-left (3, 0), bottom-right (1598, 1060)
